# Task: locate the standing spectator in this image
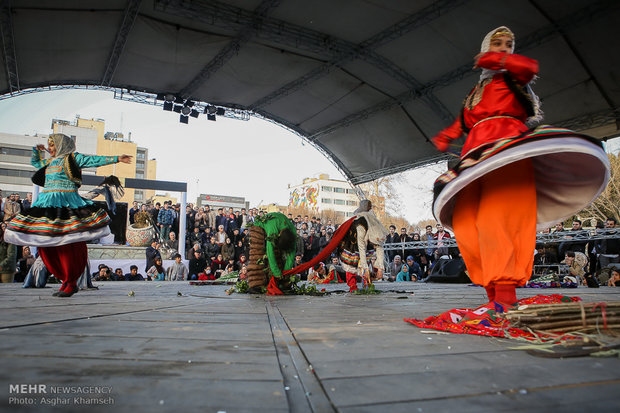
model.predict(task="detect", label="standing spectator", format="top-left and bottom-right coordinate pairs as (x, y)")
top-left (599, 217), bottom-right (620, 269)
top-left (150, 202), bottom-right (161, 223)
top-left (226, 212), bottom-right (238, 238)
top-left (185, 205), bottom-right (195, 234)
top-left (21, 193), bottom-right (32, 210)
top-left (434, 224), bottom-right (452, 258)
top-left (204, 205), bottom-right (216, 231)
top-left (385, 225), bottom-right (399, 262)
top-left (145, 240), bottom-right (161, 273)
top-left (398, 227), bottom-right (412, 260)
top-left (128, 201), bottom-right (140, 225)
top-left (3, 193), bottom-right (21, 222)
top-left (215, 208), bottom-right (227, 232)
top-left (194, 207), bottom-right (208, 231)
top-left (306, 228), bottom-right (320, 260)
top-left (167, 253), bottom-right (189, 281)
top-left (0, 225), bottom-right (17, 282)
top-left (240, 208), bottom-right (249, 230)
top-left (157, 202), bottom-right (175, 241)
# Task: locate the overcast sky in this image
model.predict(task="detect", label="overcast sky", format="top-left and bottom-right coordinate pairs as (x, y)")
top-left (0, 89), bottom-right (442, 222)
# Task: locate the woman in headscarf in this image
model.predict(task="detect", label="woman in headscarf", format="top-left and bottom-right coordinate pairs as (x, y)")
top-left (4, 134), bottom-right (132, 297)
top-left (432, 27), bottom-right (609, 306)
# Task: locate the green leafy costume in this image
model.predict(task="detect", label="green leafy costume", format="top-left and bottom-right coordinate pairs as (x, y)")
top-left (251, 213), bottom-right (297, 278)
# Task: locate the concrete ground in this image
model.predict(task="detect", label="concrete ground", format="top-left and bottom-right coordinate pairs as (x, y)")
top-left (0, 281), bottom-right (619, 413)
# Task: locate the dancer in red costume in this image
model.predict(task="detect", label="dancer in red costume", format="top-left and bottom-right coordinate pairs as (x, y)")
top-left (5, 134), bottom-right (132, 297)
top-left (432, 26), bottom-right (609, 306)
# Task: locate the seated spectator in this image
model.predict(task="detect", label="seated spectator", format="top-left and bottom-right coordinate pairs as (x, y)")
top-left (293, 254), bottom-right (308, 280)
top-left (236, 254), bottom-right (248, 271)
top-left (215, 225), bottom-right (227, 246)
top-left (405, 256), bottom-right (422, 280)
top-left (562, 251), bottom-right (588, 285)
top-left (189, 250), bottom-right (208, 280)
top-left (607, 269), bottom-right (620, 287)
top-left (167, 253), bottom-right (189, 281)
top-left (210, 253), bottom-right (226, 278)
top-left (22, 256), bottom-right (49, 288)
top-left (111, 267), bottom-right (125, 281)
top-left (386, 255), bottom-right (403, 281)
top-left (238, 265), bottom-right (248, 281)
top-left (395, 264), bottom-right (410, 282)
top-left (147, 256), bottom-right (166, 281)
top-left (16, 246), bottom-right (35, 283)
top-left (145, 240), bottom-right (161, 273)
top-left (93, 264), bottom-right (111, 281)
top-left (221, 237), bottom-right (235, 262)
top-left (196, 267), bottom-right (213, 280)
top-left (165, 231), bottom-right (179, 254)
top-left (125, 265), bottom-right (144, 281)
top-left (206, 236), bottom-right (220, 261)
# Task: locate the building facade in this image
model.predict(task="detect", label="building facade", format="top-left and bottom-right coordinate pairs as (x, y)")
top-left (288, 174), bottom-right (363, 218)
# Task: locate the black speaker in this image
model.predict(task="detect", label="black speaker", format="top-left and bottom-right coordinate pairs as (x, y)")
top-left (424, 258), bottom-right (470, 283)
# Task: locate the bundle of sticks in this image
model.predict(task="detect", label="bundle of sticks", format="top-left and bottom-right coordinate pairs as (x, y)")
top-left (503, 302), bottom-right (620, 334)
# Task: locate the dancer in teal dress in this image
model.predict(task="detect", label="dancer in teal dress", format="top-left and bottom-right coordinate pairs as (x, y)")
top-left (5, 134), bottom-right (132, 297)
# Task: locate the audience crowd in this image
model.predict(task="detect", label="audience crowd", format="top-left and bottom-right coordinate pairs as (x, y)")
top-left (1, 190), bottom-right (619, 288)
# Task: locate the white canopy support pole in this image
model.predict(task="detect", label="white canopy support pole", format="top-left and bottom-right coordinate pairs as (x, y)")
top-left (179, 191), bottom-right (187, 260)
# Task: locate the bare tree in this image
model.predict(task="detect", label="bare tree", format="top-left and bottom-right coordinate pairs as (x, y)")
top-left (580, 153), bottom-right (620, 222)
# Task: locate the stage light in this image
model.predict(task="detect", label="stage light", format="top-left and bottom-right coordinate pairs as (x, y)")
top-left (190, 109), bottom-right (200, 118)
top-left (216, 108), bottom-right (225, 116)
top-left (179, 114), bottom-right (189, 124)
top-left (185, 100), bottom-right (195, 107)
top-left (181, 106), bottom-right (192, 116)
top-left (207, 114), bottom-right (216, 121)
top-left (173, 105), bottom-right (183, 113)
top-left (174, 96), bottom-right (184, 104)
top-left (163, 101), bottom-right (173, 111)
top-left (204, 105), bottom-right (216, 115)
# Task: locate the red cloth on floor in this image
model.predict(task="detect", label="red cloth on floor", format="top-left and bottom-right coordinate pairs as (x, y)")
top-left (282, 217), bottom-right (356, 277)
top-left (405, 295), bottom-right (582, 342)
top-left (39, 242), bottom-right (88, 286)
top-left (266, 276), bottom-right (284, 295)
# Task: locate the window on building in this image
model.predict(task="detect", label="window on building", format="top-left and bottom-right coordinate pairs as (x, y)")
top-left (321, 186), bottom-right (332, 192)
top-left (346, 200), bottom-right (357, 206)
top-left (135, 190), bottom-right (144, 201)
top-left (136, 160), bottom-right (145, 169)
top-left (333, 199), bottom-right (345, 205)
top-left (0, 147), bottom-right (31, 157)
top-left (321, 198), bottom-right (332, 204)
top-left (135, 172), bottom-right (144, 179)
top-left (346, 188), bottom-right (355, 194)
top-left (0, 168), bottom-right (33, 178)
top-left (345, 212), bottom-right (355, 217)
top-left (136, 152), bottom-right (146, 160)
top-left (333, 187), bottom-right (345, 193)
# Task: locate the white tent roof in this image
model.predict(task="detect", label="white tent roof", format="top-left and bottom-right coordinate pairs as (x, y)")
top-left (1, 0), bottom-right (619, 183)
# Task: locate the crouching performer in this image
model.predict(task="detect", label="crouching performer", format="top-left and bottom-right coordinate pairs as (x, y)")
top-left (4, 134), bottom-right (132, 297)
top-left (246, 212), bottom-right (298, 294)
top-left (338, 200), bottom-right (388, 292)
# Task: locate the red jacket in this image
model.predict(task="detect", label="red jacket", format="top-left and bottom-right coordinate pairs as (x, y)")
top-left (433, 52), bottom-right (539, 156)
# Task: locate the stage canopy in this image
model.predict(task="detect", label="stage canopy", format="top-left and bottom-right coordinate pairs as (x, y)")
top-left (1, 0), bottom-right (619, 184)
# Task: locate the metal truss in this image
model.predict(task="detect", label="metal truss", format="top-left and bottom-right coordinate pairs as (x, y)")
top-left (0, 84), bottom-right (251, 121)
top-left (349, 154), bottom-right (451, 185)
top-left (309, 0), bottom-right (616, 140)
top-left (178, 0), bottom-right (281, 98)
top-left (101, 0), bottom-right (142, 86)
top-left (382, 229), bottom-right (620, 251)
top-left (155, 0), bottom-right (461, 122)
top-left (0, 0), bottom-right (19, 93)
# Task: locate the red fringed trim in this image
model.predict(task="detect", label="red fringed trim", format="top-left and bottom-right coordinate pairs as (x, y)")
top-left (592, 302), bottom-right (608, 330)
top-left (266, 277), bottom-right (284, 296)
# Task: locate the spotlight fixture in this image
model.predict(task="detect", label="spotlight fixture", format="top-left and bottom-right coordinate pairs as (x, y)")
top-left (207, 114), bottom-right (216, 121)
top-left (157, 93), bottom-right (176, 111)
top-left (163, 101), bottom-right (173, 111)
top-left (190, 109), bottom-right (200, 118)
top-left (204, 105), bottom-right (217, 115)
top-left (173, 105), bottom-right (183, 113)
top-left (216, 108), bottom-right (225, 116)
top-left (179, 115), bottom-right (189, 124)
top-left (181, 106), bottom-right (192, 116)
